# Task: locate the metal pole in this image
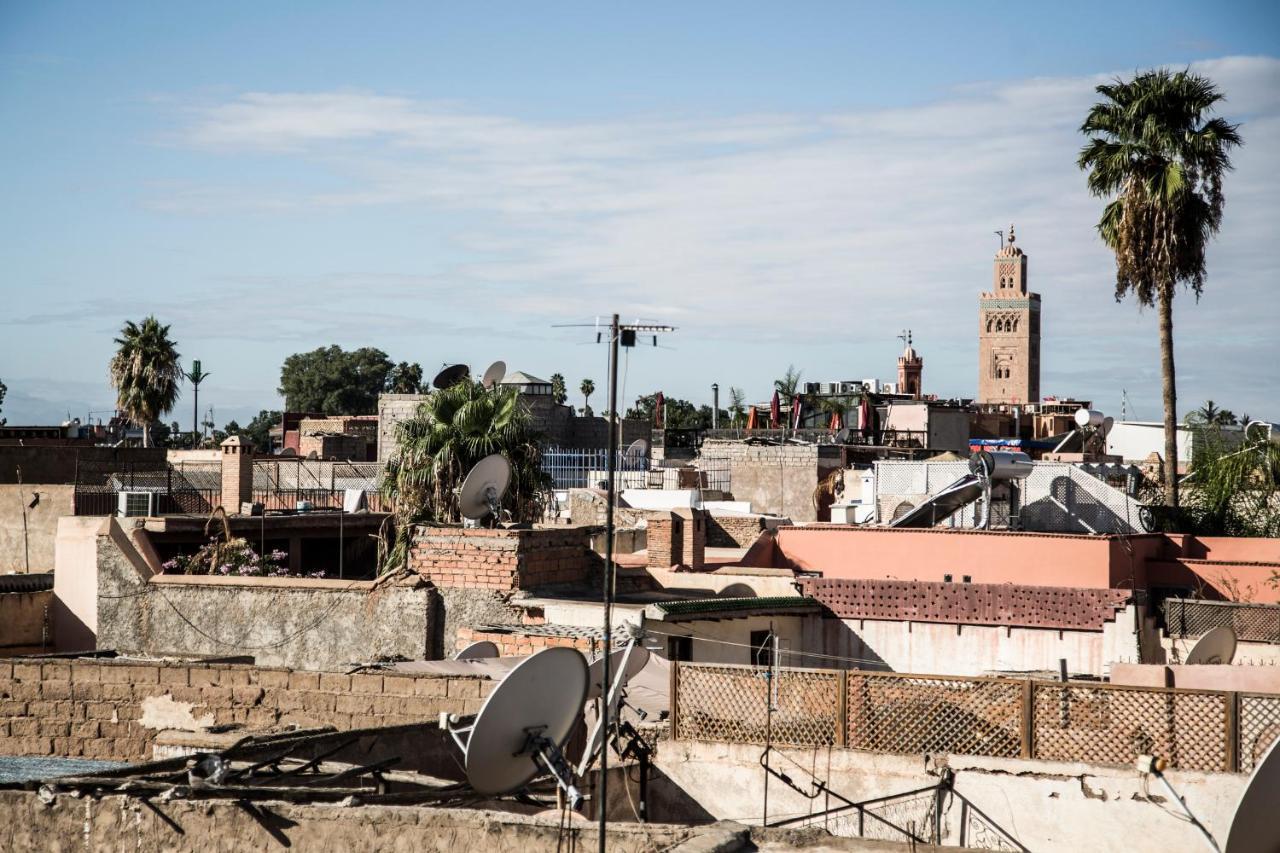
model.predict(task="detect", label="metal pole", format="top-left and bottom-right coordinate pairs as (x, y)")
top-left (712, 384), bottom-right (719, 429)
top-left (599, 313), bottom-right (619, 853)
top-left (193, 383), bottom-right (199, 446)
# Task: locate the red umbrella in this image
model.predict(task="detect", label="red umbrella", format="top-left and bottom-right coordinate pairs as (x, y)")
top-left (655, 392), bottom-right (665, 429)
top-left (746, 406), bottom-right (758, 430)
top-left (791, 394), bottom-right (803, 430)
top-left (829, 409), bottom-right (842, 431)
top-left (769, 391), bottom-right (780, 429)
top-left (858, 395), bottom-right (871, 434)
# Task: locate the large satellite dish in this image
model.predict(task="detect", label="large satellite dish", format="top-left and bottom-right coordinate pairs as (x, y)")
top-left (1185, 626), bottom-right (1237, 665)
top-left (461, 648), bottom-right (588, 797)
top-left (586, 643), bottom-right (650, 701)
top-left (458, 454), bottom-right (512, 521)
top-left (454, 640), bottom-right (499, 661)
top-left (481, 360), bottom-right (506, 389)
top-left (1226, 737), bottom-right (1280, 853)
top-left (433, 363), bottom-right (470, 390)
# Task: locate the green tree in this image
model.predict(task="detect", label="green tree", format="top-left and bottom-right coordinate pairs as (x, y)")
top-left (626, 393), bottom-right (705, 429)
top-left (1182, 422), bottom-right (1280, 539)
top-left (380, 380), bottom-right (552, 571)
top-left (108, 316), bottom-right (183, 448)
top-left (1186, 400), bottom-right (1237, 427)
top-left (385, 361), bottom-right (425, 394)
top-left (1078, 69), bottom-right (1242, 507)
top-left (579, 378), bottom-right (595, 414)
top-left (728, 387), bottom-right (746, 427)
top-left (278, 346), bottom-right (394, 414)
top-left (237, 409), bottom-right (282, 451)
top-left (0, 377), bottom-right (6, 426)
top-left (550, 373), bottom-right (568, 406)
top-left (774, 365), bottom-right (803, 398)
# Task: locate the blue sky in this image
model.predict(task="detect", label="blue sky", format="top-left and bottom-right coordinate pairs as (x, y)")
top-left (2, 1), bottom-right (1278, 428)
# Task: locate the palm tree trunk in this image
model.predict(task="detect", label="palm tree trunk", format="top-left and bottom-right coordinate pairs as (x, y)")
top-left (1158, 286), bottom-right (1179, 508)
top-left (142, 422), bottom-right (151, 449)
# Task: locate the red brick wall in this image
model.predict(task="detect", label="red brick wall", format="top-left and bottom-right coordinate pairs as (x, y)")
top-left (706, 514), bottom-right (765, 548)
top-left (409, 527), bottom-right (595, 591)
top-left (456, 626), bottom-right (599, 657)
top-left (0, 657), bottom-right (492, 761)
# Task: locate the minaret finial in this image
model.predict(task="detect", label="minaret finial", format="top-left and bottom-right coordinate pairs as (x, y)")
top-left (1008, 223), bottom-right (1016, 245)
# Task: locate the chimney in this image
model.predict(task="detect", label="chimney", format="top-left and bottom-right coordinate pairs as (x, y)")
top-left (677, 508), bottom-right (707, 570)
top-left (220, 435), bottom-right (254, 512)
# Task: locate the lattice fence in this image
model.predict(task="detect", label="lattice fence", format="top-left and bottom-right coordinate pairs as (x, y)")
top-left (674, 663), bottom-right (1279, 773)
top-left (846, 673), bottom-right (1022, 759)
top-left (1030, 684), bottom-right (1228, 772)
top-left (673, 663), bottom-right (840, 747)
top-left (1163, 598), bottom-right (1280, 643)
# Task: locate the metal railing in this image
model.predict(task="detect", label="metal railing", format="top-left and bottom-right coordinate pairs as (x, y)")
top-left (540, 447), bottom-right (650, 490)
top-left (672, 663), bottom-right (1280, 773)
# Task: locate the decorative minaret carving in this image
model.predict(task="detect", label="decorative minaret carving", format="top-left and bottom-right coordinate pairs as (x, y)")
top-left (978, 225), bottom-right (1040, 405)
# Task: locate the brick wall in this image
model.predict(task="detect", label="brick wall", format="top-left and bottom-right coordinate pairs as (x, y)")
top-left (706, 513), bottom-right (766, 548)
top-left (647, 513), bottom-right (682, 569)
top-left (0, 657), bottom-right (492, 761)
top-left (410, 526), bottom-right (596, 591)
top-left (456, 626), bottom-right (599, 657)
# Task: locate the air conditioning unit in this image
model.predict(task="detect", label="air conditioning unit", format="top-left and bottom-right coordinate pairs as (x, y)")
top-left (117, 491), bottom-right (157, 517)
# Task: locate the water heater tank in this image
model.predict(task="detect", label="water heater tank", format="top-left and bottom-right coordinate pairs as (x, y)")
top-left (969, 450), bottom-right (1033, 480)
top-left (1075, 409), bottom-right (1105, 428)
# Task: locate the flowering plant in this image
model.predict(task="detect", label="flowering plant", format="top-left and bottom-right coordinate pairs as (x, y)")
top-left (161, 537), bottom-right (328, 579)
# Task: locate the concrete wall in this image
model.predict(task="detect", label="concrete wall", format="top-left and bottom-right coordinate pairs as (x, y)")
top-left (0, 590), bottom-right (51, 651)
top-left (0, 656), bottom-right (494, 762)
top-left (657, 740), bottom-right (1245, 853)
top-left (1112, 662), bottom-right (1280, 692)
top-left (822, 608), bottom-right (1143, 677)
top-left (702, 442), bottom-right (842, 522)
top-left (0, 483), bottom-right (74, 572)
top-left (653, 615), bottom-right (820, 667)
top-left (51, 516), bottom-right (103, 651)
top-left (0, 445), bottom-right (167, 484)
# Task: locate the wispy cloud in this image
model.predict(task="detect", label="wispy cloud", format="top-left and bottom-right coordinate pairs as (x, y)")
top-left (139, 55), bottom-right (1280, 416)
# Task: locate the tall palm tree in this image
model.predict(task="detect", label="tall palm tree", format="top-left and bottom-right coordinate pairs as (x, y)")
top-left (774, 365), bottom-right (803, 398)
top-left (109, 316), bottom-right (182, 448)
top-left (728, 387), bottom-right (746, 427)
top-left (580, 378), bottom-right (595, 414)
top-left (1078, 69), bottom-right (1241, 507)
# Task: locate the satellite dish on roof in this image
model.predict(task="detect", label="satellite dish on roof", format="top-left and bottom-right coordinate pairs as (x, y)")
top-left (1101, 416), bottom-right (1115, 438)
top-left (1226, 737), bottom-right (1280, 853)
top-left (433, 363), bottom-right (470, 390)
top-left (480, 360), bottom-right (506, 389)
top-left (624, 438), bottom-right (649, 459)
top-left (1185, 626), bottom-right (1236, 665)
top-left (834, 427), bottom-right (853, 444)
top-left (454, 640), bottom-right (499, 661)
top-left (458, 454), bottom-right (512, 521)
top-left (451, 648), bottom-right (587, 802)
top-left (586, 643), bottom-right (650, 701)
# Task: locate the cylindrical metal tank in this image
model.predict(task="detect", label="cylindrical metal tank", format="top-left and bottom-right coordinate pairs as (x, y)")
top-left (969, 450), bottom-right (1033, 480)
top-left (1075, 409), bottom-right (1105, 428)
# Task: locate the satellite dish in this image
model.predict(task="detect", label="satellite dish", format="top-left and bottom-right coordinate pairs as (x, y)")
top-left (458, 454), bottom-right (512, 520)
top-left (1101, 416), bottom-right (1115, 438)
top-left (481, 360), bottom-right (507, 389)
top-left (834, 427), bottom-right (853, 444)
top-left (1185, 626), bottom-right (1237, 665)
top-left (624, 439), bottom-right (649, 460)
top-left (586, 643), bottom-right (651, 700)
top-left (454, 640), bottom-right (499, 661)
top-left (433, 363), bottom-right (470, 390)
top-left (1226, 737), bottom-right (1280, 853)
top-left (462, 648), bottom-right (587, 797)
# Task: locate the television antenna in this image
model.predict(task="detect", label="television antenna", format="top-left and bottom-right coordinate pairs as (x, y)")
top-left (481, 360), bottom-right (507, 389)
top-left (441, 648), bottom-right (588, 807)
top-left (432, 363), bottom-right (470, 390)
top-left (458, 454), bottom-right (512, 524)
top-left (1185, 626), bottom-right (1236, 665)
top-left (454, 640), bottom-right (500, 661)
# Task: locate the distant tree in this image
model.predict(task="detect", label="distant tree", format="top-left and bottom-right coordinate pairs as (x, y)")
top-left (222, 419), bottom-right (242, 437)
top-left (1187, 400), bottom-right (1238, 427)
top-left (0, 377), bottom-right (6, 426)
top-left (550, 373), bottom-right (568, 406)
top-left (728, 387), bottom-right (745, 427)
top-left (774, 365), bottom-right (803, 398)
top-left (1078, 69), bottom-right (1242, 507)
top-left (236, 409), bottom-right (282, 451)
top-left (580, 378), bottom-right (595, 414)
top-left (385, 361), bottom-right (425, 394)
top-left (109, 316), bottom-right (183, 448)
top-left (626, 393), bottom-right (705, 429)
top-left (278, 346), bottom-right (394, 414)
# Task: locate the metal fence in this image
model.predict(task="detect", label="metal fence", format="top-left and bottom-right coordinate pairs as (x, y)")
top-left (672, 663), bottom-right (1280, 773)
top-left (540, 447), bottom-right (651, 490)
top-left (252, 459), bottom-right (383, 511)
top-left (1163, 598), bottom-right (1280, 643)
top-left (74, 461), bottom-right (220, 516)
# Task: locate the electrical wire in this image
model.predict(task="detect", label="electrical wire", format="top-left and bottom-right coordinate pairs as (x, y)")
top-left (643, 626), bottom-right (892, 669)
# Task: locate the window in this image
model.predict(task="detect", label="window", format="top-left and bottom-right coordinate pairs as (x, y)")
top-left (750, 630), bottom-right (775, 668)
top-left (667, 635), bottom-right (692, 662)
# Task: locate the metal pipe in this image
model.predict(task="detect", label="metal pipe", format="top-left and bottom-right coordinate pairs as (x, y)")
top-left (598, 312), bottom-right (619, 853)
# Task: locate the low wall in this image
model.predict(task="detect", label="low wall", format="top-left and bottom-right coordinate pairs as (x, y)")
top-left (0, 589), bottom-right (51, 651)
top-left (0, 657), bottom-right (492, 762)
top-left (656, 740), bottom-right (1245, 853)
top-left (0, 483), bottom-right (74, 572)
top-left (1112, 662), bottom-right (1280, 692)
top-left (410, 526), bottom-right (597, 591)
top-left (703, 443), bottom-right (841, 522)
top-left (705, 513), bottom-right (765, 548)
top-left (0, 446), bottom-right (166, 485)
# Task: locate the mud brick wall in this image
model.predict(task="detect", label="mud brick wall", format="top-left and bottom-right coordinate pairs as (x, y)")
top-left (410, 527), bottom-right (596, 591)
top-left (0, 657), bottom-right (492, 762)
top-left (706, 514), bottom-right (766, 548)
top-left (456, 626), bottom-right (599, 657)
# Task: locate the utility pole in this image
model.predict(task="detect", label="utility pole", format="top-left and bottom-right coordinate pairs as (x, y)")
top-left (185, 360), bottom-right (210, 447)
top-left (711, 383), bottom-right (719, 429)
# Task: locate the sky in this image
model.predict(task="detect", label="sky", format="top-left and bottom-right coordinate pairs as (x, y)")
top-left (2, 1), bottom-right (1278, 429)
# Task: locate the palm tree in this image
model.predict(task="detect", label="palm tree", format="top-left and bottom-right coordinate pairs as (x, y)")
top-left (774, 365), bottom-right (803, 398)
top-left (379, 379), bottom-right (552, 570)
top-left (580, 378), bottom-right (595, 414)
top-left (728, 387), bottom-right (746, 427)
top-left (1187, 400), bottom-right (1238, 427)
top-left (1078, 69), bottom-right (1242, 507)
top-left (109, 316), bottom-right (183, 448)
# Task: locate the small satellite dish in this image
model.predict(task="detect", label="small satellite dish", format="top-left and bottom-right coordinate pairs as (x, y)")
top-left (624, 438), bottom-right (649, 459)
top-left (1226, 737), bottom-right (1280, 853)
top-left (586, 643), bottom-right (651, 700)
top-left (1101, 416), bottom-right (1115, 438)
top-left (433, 363), bottom-right (470, 390)
top-left (462, 648), bottom-right (588, 797)
top-left (1185, 626), bottom-right (1237, 665)
top-left (458, 454), bottom-right (512, 520)
top-left (834, 427), bottom-right (853, 444)
top-left (481, 360), bottom-right (507, 389)
top-left (454, 640), bottom-right (499, 661)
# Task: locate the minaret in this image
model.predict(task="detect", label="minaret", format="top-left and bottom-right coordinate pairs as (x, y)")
top-left (978, 224), bottom-right (1041, 405)
top-left (897, 330), bottom-right (923, 399)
